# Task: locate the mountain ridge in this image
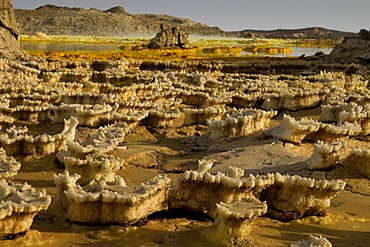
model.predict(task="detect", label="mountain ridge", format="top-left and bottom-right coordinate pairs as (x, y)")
top-left (15, 5), bottom-right (356, 39)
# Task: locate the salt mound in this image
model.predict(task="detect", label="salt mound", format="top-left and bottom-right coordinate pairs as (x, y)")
top-left (52, 171), bottom-right (171, 225)
top-left (0, 180), bottom-right (51, 238)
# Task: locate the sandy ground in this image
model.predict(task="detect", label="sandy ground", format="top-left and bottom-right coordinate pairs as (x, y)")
top-left (1, 108), bottom-right (370, 247)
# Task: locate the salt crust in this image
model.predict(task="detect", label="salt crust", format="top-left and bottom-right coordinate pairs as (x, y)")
top-left (183, 107), bottom-right (227, 126)
top-left (267, 114), bottom-right (362, 144)
top-left (52, 165), bottom-right (343, 228)
top-left (0, 117), bottom-right (78, 156)
top-left (0, 103), bottom-right (53, 122)
top-left (306, 140), bottom-right (348, 170)
top-left (1, 63), bottom-right (365, 241)
top-left (197, 159), bottom-right (214, 175)
top-left (171, 170), bottom-right (274, 217)
top-left (210, 199), bottom-right (267, 240)
top-left (267, 115), bottom-right (320, 144)
top-left (0, 113), bottom-right (14, 130)
top-left (64, 154), bottom-right (124, 185)
top-left (0, 180), bottom-right (51, 238)
top-left (0, 59), bottom-right (39, 86)
top-left (60, 122), bottom-right (127, 162)
top-left (262, 88), bottom-right (329, 111)
top-left (53, 171), bottom-right (171, 225)
top-left (60, 92), bottom-right (110, 105)
top-left (145, 108), bottom-right (181, 128)
top-left (230, 92), bottom-right (259, 109)
top-left (2, 92), bottom-right (60, 107)
top-left (172, 169), bottom-right (345, 221)
top-left (57, 122), bottom-right (127, 185)
top-left (179, 90), bottom-right (232, 109)
top-left (319, 102), bottom-right (370, 136)
top-left (260, 173), bottom-right (345, 221)
top-left (205, 109), bottom-right (277, 141)
top-left (0, 148), bottom-right (21, 181)
top-left (53, 103), bottom-right (119, 127)
top-left (306, 140), bottom-right (370, 178)
top-left (110, 110), bottom-right (149, 127)
top-left (290, 235), bottom-right (332, 247)
top-left (3, 65), bottom-right (369, 118)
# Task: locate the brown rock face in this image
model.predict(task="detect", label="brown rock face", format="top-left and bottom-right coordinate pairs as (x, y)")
top-left (0, 0), bottom-right (19, 39)
top-left (0, 0), bottom-right (27, 59)
top-left (327, 29), bottom-right (370, 65)
top-left (148, 24), bottom-right (190, 49)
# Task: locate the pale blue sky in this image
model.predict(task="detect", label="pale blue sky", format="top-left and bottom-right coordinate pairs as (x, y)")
top-left (12, 0), bottom-right (370, 32)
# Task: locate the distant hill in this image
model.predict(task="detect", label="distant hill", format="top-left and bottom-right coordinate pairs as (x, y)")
top-left (15, 5), bottom-right (356, 39)
top-left (229, 27), bottom-right (356, 39)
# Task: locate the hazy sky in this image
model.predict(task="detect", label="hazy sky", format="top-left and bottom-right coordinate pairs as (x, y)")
top-left (12, 0), bottom-right (370, 32)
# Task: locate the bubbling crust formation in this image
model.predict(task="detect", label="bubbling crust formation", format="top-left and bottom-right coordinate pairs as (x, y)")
top-left (307, 139), bottom-right (370, 178)
top-left (0, 116), bottom-right (78, 156)
top-left (266, 114), bottom-right (362, 144)
top-left (53, 103), bottom-right (119, 127)
top-left (204, 109), bottom-right (277, 141)
top-left (171, 167), bottom-right (345, 221)
top-left (1, 55), bottom-right (368, 244)
top-left (306, 140), bottom-right (348, 170)
top-left (0, 148), bottom-right (21, 181)
top-left (210, 199), bottom-right (268, 241)
top-left (52, 171), bottom-right (171, 225)
top-left (290, 235), bottom-right (332, 247)
top-left (259, 173), bottom-right (345, 221)
top-left (319, 102), bottom-right (370, 136)
top-left (64, 154), bottom-right (124, 185)
top-left (0, 180), bottom-right (51, 239)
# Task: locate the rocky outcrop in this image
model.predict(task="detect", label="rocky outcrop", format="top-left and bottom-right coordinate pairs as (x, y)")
top-left (0, 0), bottom-right (27, 59)
top-left (148, 24), bottom-right (190, 49)
top-left (327, 29), bottom-right (370, 64)
top-left (0, 0), bottom-right (19, 39)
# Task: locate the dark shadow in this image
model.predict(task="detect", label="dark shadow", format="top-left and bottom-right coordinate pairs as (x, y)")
top-left (31, 208), bottom-right (213, 234)
top-left (148, 208), bottom-right (214, 223)
top-left (1, 231), bottom-right (27, 240)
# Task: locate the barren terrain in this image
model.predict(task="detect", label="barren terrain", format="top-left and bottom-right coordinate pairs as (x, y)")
top-left (1, 59), bottom-right (370, 246)
top-left (1, 3), bottom-right (370, 246)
